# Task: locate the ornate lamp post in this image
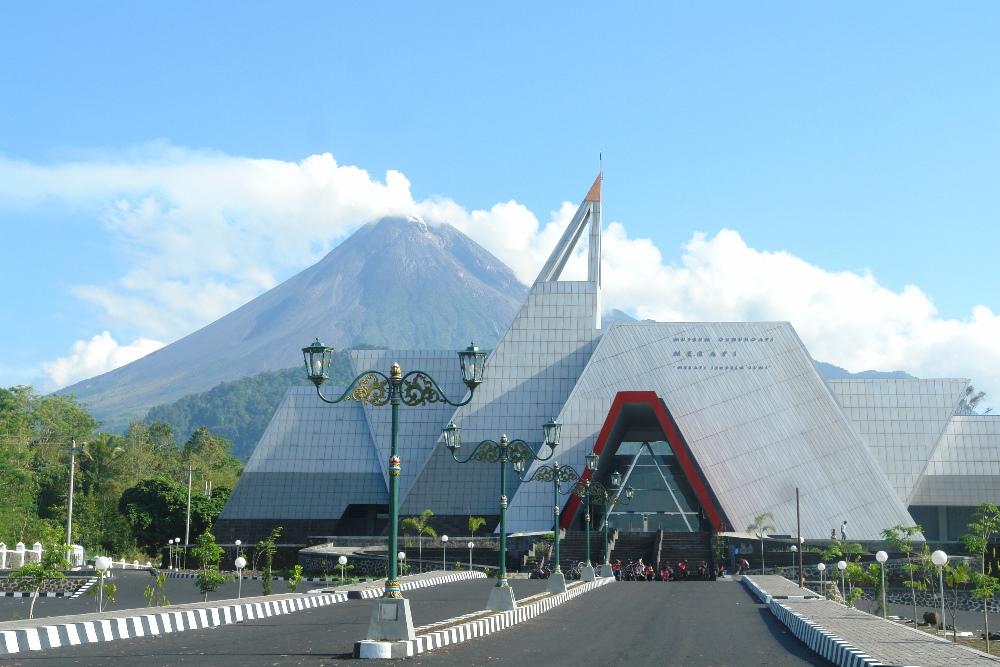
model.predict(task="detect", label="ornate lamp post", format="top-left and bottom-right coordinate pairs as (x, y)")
top-left (596, 470), bottom-right (635, 578)
top-left (442, 419), bottom-right (558, 611)
top-left (304, 339), bottom-right (486, 642)
top-left (571, 457), bottom-right (635, 581)
top-left (513, 424), bottom-right (579, 593)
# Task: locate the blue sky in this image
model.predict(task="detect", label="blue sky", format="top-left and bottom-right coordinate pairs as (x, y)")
top-left (2, 2), bottom-right (999, 395)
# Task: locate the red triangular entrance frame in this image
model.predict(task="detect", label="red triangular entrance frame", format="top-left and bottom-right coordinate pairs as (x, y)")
top-left (559, 391), bottom-right (728, 531)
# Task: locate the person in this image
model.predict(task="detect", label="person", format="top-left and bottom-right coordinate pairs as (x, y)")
top-left (644, 562), bottom-right (655, 582)
top-left (676, 559), bottom-right (688, 579)
top-left (697, 560), bottom-right (707, 579)
top-left (830, 528), bottom-right (837, 540)
top-left (660, 563), bottom-right (673, 581)
top-left (840, 520), bottom-right (848, 542)
top-left (612, 559), bottom-right (622, 581)
top-left (736, 556), bottom-right (749, 574)
top-left (716, 562), bottom-right (726, 578)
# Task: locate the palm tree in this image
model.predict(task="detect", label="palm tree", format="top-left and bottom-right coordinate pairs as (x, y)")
top-left (468, 516), bottom-right (486, 538)
top-left (400, 509), bottom-right (437, 572)
top-left (747, 512), bottom-right (777, 575)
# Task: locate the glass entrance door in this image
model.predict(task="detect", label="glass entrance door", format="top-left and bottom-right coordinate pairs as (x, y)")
top-left (602, 441), bottom-right (703, 533)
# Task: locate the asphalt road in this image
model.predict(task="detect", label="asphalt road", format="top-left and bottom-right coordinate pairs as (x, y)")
top-left (418, 580), bottom-right (830, 667)
top-left (0, 571), bottom-right (273, 622)
top-left (2, 578), bottom-right (550, 666)
top-left (3, 579), bottom-right (831, 666)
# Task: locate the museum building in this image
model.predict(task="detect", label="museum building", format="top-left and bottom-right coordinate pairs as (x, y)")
top-left (215, 176), bottom-right (999, 544)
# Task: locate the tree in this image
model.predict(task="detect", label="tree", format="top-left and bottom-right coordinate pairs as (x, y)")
top-left (882, 524), bottom-right (925, 626)
top-left (957, 385), bottom-right (992, 415)
top-left (945, 561), bottom-right (971, 641)
top-left (256, 526), bottom-right (282, 595)
top-left (191, 530), bottom-right (230, 601)
top-left (468, 516), bottom-right (486, 538)
top-left (746, 512), bottom-right (776, 575)
top-left (119, 475), bottom-right (231, 553)
top-left (401, 509), bottom-right (437, 572)
top-left (821, 540), bottom-right (865, 605)
top-left (13, 541), bottom-right (68, 619)
top-left (961, 504), bottom-right (1000, 650)
top-left (287, 564), bottom-right (303, 592)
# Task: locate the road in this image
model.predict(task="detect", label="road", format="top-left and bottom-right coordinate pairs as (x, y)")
top-left (3, 578), bottom-right (831, 666)
top-left (2, 578), bottom-right (549, 666)
top-left (0, 571), bottom-right (273, 622)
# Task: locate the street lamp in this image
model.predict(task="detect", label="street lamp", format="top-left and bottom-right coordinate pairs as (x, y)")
top-left (234, 556), bottom-right (246, 599)
top-left (876, 550), bottom-right (888, 619)
top-left (595, 470), bottom-right (635, 578)
top-left (817, 562), bottom-right (826, 595)
top-left (837, 560), bottom-right (847, 602)
top-left (94, 555), bottom-right (111, 612)
top-left (443, 420), bottom-right (557, 611)
top-left (167, 539), bottom-right (174, 570)
top-left (234, 539), bottom-right (242, 558)
top-left (304, 338), bottom-right (485, 642)
top-left (339, 555), bottom-right (348, 584)
top-left (790, 544), bottom-right (797, 570)
top-left (175, 537), bottom-right (181, 570)
top-left (931, 550), bottom-right (948, 636)
top-left (514, 452), bottom-right (579, 593)
top-left (569, 452), bottom-right (634, 582)
top-left (441, 535), bottom-right (449, 572)
top-left (467, 542), bottom-right (474, 571)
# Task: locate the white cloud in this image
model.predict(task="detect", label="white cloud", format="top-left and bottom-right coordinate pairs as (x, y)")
top-left (40, 332), bottom-right (164, 389)
top-left (5, 144), bottom-right (999, 402)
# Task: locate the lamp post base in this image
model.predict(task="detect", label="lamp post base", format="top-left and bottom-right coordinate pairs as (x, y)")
top-left (598, 563), bottom-right (613, 578)
top-left (580, 564), bottom-right (596, 582)
top-left (366, 597), bottom-right (416, 641)
top-left (547, 571), bottom-right (567, 594)
top-left (487, 583), bottom-right (518, 611)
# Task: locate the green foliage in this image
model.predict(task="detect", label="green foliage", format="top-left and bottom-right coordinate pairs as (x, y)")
top-left (0, 385), bottom-right (244, 559)
top-left (195, 570), bottom-right (230, 601)
top-left (287, 564), bottom-right (303, 592)
top-left (401, 509), bottom-right (436, 568)
top-left (256, 526), bottom-right (282, 595)
top-left (747, 512), bottom-right (776, 573)
top-left (454, 561), bottom-right (463, 571)
top-left (962, 505), bottom-right (1000, 650)
top-left (143, 572), bottom-right (170, 607)
top-left (191, 530), bottom-right (224, 570)
top-left (13, 554), bottom-right (66, 619)
top-left (468, 516), bottom-right (486, 537)
top-left (883, 524), bottom-right (927, 625)
top-left (87, 578), bottom-right (117, 611)
top-left (145, 357), bottom-right (353, 460)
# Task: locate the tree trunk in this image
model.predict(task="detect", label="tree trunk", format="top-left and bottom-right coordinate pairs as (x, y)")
top-left (29, 586), bottom-right (39, 620)
top-left (760, 537), bottom-right (765, 575)
top-left (909, 555), bottom-right (917, 627)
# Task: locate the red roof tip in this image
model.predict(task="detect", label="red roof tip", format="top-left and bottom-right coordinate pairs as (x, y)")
top-left (584, 173), bottom-right (602, 202)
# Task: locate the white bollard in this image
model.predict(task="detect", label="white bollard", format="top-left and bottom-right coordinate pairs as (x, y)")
top-left (32, 542), bottom-right (42, 563)
top-left (0, 542), bottom-right (6, 570)
top-left (14, 542), bottom-right (25, 568)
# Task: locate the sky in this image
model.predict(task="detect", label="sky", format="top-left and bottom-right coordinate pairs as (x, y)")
top-left (1, 2), bottom-right (999, 404)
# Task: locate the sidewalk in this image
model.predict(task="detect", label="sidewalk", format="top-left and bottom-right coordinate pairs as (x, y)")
top-left (745, 575), bottom-right (1000, 667)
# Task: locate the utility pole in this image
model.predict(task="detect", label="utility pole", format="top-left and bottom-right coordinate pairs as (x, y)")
top-left (184, 462), bottom-right (193, 568)
top-left (66, 440), bottom-right (80, 548)
top-left (796, 487), bottom-right (804, 588)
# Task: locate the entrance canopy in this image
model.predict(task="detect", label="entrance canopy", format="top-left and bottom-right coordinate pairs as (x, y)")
top-left (560, 391), bottom-right (729, 531)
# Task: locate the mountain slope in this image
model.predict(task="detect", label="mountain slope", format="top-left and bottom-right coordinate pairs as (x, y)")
top-left (61, 217), bottom-right (526, 430)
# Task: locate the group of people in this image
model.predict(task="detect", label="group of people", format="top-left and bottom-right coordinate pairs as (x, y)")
top-left (611, 558), bottom-right (722, 581)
